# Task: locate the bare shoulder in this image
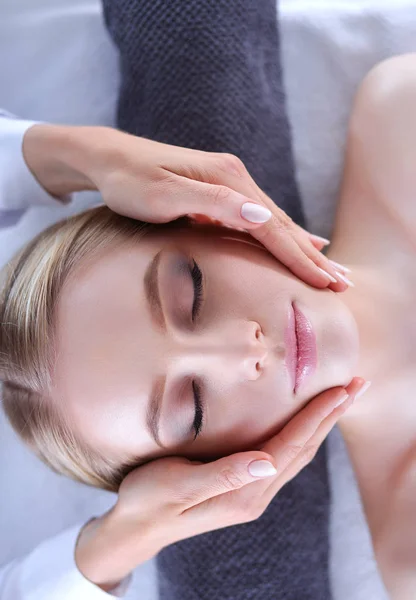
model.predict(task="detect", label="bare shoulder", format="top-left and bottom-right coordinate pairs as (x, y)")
top-left (349, 54), bottom-right (416, 220)
top-left (352, 53), bottom-right (416, 111)
top-left (330, 55), bottom-right (416, 265)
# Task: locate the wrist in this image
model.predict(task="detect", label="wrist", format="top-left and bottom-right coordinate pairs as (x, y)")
top-left (75, 510), bottom-right (138, 593)
top-left (22, 123), bottom-right (103, 198)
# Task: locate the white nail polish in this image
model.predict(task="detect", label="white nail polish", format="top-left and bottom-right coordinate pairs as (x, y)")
top-left (317, 267), bottom-right (337, 283)
top-left (334, 392), bottom-right (350, 407)
top-left (335, 271), bottom-right (355, 287)
top-left (355, 381), bottom-right (372, 399)
top-left (312, 234), bottom-right (331, 246)
top-left (248, 460), bottom-right (277, 477)
top-left (329, 259), bottom-right (352, 273)
top-left (241, 202), bottom-right (272, 224)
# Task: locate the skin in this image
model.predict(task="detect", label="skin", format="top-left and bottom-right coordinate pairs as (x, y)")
top-left (327, 54), bottom-right (416, 597)
top-left (52, 224), bottom-right (358, 466)
top-left (54, 53), bottom-right (416, 597)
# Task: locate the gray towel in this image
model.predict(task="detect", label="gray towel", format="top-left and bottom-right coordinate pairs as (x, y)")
top-left (102, 1), bottom-right (331, 598)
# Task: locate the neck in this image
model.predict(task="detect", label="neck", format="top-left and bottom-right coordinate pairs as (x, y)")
top-left (330, 261), bottom-right (407, 386)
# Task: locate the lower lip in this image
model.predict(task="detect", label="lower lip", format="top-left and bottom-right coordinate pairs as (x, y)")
top-left (285, 302), bottom-right (318, 393)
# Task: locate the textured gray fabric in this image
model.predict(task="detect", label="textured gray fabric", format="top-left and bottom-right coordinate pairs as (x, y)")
top-left (102, 0), bottom-right (305, 226)
top-left (102, 1), bottom-right (331, 598)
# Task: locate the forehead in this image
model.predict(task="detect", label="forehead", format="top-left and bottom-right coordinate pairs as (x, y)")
top-left (49, 238), bottom-right (156, 445)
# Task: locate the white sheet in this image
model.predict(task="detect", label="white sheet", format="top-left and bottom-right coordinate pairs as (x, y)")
top-left (2, 0), bottom-right (414, 597)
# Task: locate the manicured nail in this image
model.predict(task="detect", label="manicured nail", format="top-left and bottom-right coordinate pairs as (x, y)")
top-left (334, 392), bottom-right (350, 408)
top-left (355, 380), bottom-right (372, 400)
top-left (241, 202), bottom-right (272, 224)
top-left (248, 460), bottom-right (277, 478)
top-left (317, 267), bottom-right (338, 283)
top-left (311, 234), bottom-right (331, 246)
top-left (329, 259), bottom-right (351, 273)
top-left (335, 271), bottom-right (355, 287)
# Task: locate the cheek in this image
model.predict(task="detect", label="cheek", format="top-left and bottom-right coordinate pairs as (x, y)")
top-left (181, 381), bottom-right (300, 461)
top-left (204, 252), bottom-right (293, 320)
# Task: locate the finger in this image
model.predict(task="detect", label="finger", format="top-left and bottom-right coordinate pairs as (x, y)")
top-left (258, 378), bottom-right (368, 503)
top-left (170, 176), bottom-right (273, 228)
top-left (292, 227), bottom-right (356, 291)
top-left (192, 377), bottom-right (369, 531)
top-left (308, 233), bottom-right (331, 251)
top-left (289, 226), bottom-right (350, 293)
top-left (288, 223), bottom-right (346, 283)
top-left (178, 381), bottom-right (364, 534)
top-left (328, 259), bottom-right (352, 274)
top-left (294, 225), bottom-right (329, 252)
top-left (243, 212), bottom-right (349, 290)
top-left (181, 383), bottom-right (360, 534)
top-left (164, 163), bottom-right (347, 291)
top-left (189, 213), bottom-right (248, 232)
top-left (260, 377), bottom-right (366, 468)
top-left (188, 380), bottom-right (363, 516)
top-left (283, 396), bottom-right (355, 483)
top-left (210, 170), bottom-right (349, 292)
top-left (177, 451), bottom-right (278, 512)
top-left (211, 169), bottom-right (345, 289)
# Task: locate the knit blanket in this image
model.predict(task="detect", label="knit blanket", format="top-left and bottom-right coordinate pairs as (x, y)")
top-left (102, 1), bottom-right (331, 598)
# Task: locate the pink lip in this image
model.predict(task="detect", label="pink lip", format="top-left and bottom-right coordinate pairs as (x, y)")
top-left (284, 302), bottom-right (317, 393)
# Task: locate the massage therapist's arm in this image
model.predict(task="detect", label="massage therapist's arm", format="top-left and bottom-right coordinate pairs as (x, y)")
top-left (0, 379), bottom-right (367, 599)
top-left (0, 111), bottom-right (351, 291)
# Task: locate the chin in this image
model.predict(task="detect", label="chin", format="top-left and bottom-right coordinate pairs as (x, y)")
top-left (325, 313), bottom-right (359, 389)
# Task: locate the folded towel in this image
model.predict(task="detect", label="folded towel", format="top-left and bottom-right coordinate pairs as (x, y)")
top-left (102, 1), bottom-right (331, 598)
top-left (102, 0), bottom-right (305, 227)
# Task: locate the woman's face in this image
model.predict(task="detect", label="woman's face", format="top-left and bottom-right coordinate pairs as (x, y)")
top-left (52, 223), bottom-right (359, 465)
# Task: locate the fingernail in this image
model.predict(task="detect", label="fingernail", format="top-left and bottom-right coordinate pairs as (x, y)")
top-left (241, 202), bottom-right (272, 224)
top-left (355, 380), bottom-right (372, 400)
top-left (329, 259), bottom-right (352, 273)
top-left (311, 234), bottom-right (331, 246)
top-left (317, 267), bottom-right (338, 283)
top-left (335, 271), bottom-right (355, 287)
top-left (248, 460), bottom-right (277, 478)
top-left (334, 392), bottom-right (350, 408)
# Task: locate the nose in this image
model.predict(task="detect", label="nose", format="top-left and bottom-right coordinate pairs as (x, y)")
top-left (168, 321), bottom-right (269, 383)
top-left (240, 322), bottom-right (268, 381)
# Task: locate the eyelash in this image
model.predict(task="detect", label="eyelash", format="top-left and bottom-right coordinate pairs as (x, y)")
top-left (192, 380), bottom-right (204, 439)
top-left (190, 259), bottom-right (203, 322)
top-left (190, 259), bottom-right (204, 439)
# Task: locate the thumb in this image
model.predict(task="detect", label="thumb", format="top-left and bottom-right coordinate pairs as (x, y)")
top-left (181, 452), bottom-right (277, 509)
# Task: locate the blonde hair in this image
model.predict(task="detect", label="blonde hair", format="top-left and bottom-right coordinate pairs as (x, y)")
top-left (0, 206), bottom-right (158, 492)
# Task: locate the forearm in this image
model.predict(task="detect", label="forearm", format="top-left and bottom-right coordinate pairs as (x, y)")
top-left (22, 124), bottom-right (112, 199)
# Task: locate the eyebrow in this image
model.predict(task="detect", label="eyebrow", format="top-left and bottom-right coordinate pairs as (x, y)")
top-left (146, 375), bottom-right (167, 449)
top-left (144, 250), bottom-right (166, 332)
top-left (144, 251), bottom-right (167, 448)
